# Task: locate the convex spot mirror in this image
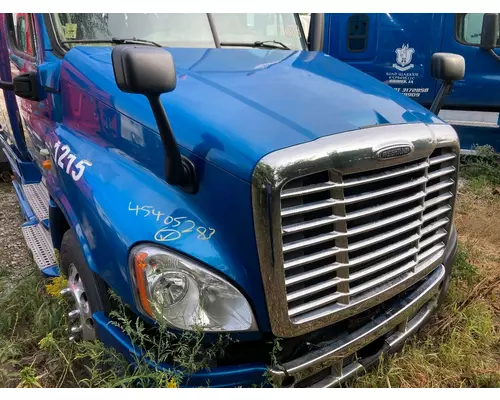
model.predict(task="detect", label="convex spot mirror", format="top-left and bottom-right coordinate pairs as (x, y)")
top-left (430, 53), bottom-right (465, 83)
top-left (480, 13), bottom-right (500, 50)
top-left (111, 45), bottom-right (177, 96)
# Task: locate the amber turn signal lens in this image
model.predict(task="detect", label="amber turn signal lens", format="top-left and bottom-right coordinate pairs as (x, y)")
top-left (42, 160), bottom-right (52, 170)
top-left (134, 251), bottom-right (153, 316)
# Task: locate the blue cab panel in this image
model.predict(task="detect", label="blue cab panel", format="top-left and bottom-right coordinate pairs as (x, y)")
top-left (323, 13), bottom-right (500, 152)
top-left (0, 13), bottom-right (460, 387)
top-left (323, 13), bottom-right (500, 109)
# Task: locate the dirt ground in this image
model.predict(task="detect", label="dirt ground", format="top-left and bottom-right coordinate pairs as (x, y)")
top-left (0, 182), bottom-right (33, 283)
top-left (454, 181), bottom-right (500, 311)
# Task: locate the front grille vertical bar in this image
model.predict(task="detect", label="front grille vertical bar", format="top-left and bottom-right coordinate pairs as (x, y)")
top-left (413, 157), bottom-right (430, 272)
top-left (329, 170), bottom-right (350, 304)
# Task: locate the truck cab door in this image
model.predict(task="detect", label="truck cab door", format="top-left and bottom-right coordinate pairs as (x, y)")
top-left (325, 13), bottom-right (442, 106)
top-left (5, 13), bottom-right (48, 173)
top-left (0, 14), bottom-right (30, 162)
top-left (441, 13), bottom-right (500, 110)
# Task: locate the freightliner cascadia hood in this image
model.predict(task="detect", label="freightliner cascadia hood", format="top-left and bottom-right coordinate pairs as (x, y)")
top-left (60, 47), bottom-right (444, 182)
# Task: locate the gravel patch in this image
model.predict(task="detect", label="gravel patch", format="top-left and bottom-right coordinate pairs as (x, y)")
top-left (0, 182), bottom-right (35, 281)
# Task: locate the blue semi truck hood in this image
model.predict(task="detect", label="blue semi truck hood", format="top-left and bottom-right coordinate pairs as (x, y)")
top-left (61, 47), bottom-right (444, 182)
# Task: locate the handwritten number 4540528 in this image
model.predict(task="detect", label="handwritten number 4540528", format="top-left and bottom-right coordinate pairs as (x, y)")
top-left (128, 202), bottom-right (215, 241)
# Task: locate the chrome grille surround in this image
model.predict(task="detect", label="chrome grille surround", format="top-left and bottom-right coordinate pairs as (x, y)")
top-left (251, 123), bottom-right (459, 338)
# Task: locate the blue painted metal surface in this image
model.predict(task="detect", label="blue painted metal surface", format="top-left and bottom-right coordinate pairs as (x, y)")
top-left (49, 45), bottom-right (444, 329)
top-left (323, 13), bottom-right (500, 109)
top-left (60, 46), bottom-right (443, 183)
top-left (13, 181), bottom-right (36, 222)
top-left (93, 311), bottom-right (269, 387)
top-left (41, 265), bottom-right (60, 278)
top-left (2, 146), bottom-right (42, 184)
top-left (454, 125), bottom-right (500, 152)
top-left (323, 13), bottom-right (500, 152)
top-left (0, 13), bottom-right (455, 386)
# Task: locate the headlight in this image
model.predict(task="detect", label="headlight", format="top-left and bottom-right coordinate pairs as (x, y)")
top-left (130, 245), bottom-right (257, 332)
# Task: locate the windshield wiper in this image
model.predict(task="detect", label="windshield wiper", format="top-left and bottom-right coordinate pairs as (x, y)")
top-left (110, 37), bottom-right (162, 47)
top-left (220, 40), bottom-right (291, 50)
top-left (61, 37), bottom-right (162, 47)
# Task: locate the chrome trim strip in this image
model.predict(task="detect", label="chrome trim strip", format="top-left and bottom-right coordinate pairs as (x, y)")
top-left (251, 123), bottom-right (459, 338)
top-left (460, 149), bottom-right (476, 155)
top-left (268, 264), bottom-right (445, 387)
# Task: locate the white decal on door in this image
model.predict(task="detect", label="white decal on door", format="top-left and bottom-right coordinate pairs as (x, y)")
top-left (393, 87), bottom-right (430, 98)
top-left (394, 43), bottom-right (415, 72)
top-left (52, 141), bottom-right (92, 181)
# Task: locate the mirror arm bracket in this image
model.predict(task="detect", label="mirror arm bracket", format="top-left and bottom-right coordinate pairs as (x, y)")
top-left (0, 80), bottom-right (14, 91)
top-left (147, 95), bottom-right (198, 194)
top-left (430, 81), bottom-right (453, 115)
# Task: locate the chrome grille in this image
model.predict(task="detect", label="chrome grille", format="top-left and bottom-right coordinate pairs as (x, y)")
top-left (280, 147), bottom-right (457, 323)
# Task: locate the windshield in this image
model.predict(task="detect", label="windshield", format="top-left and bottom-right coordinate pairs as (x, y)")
top-left (52, 13), bottom-right (306, 50)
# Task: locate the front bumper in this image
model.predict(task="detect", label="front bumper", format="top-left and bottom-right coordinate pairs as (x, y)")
top-left (94, 227), bottom-right (458, 388)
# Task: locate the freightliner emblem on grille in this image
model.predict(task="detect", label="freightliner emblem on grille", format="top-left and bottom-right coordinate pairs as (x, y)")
top-left (375, 143), bottom-right (414, 160)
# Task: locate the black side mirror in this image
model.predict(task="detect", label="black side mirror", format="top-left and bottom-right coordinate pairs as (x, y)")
top-left (429, 53), bottom-right (465, 115)
top-left (308, 13), bottom-right (324, 51)
top-left (430, 52), bottom-right (465, 82)
top-left (0, 72), bottom-right (41, 101)
top-left (13, 72), bottom-right (41, 101)
top-left (112, 45), bottom-right (197, 193)
top-left (480, 13), bottom-right (499, 51)
top-left (112, 45), bottom-right (176, 95)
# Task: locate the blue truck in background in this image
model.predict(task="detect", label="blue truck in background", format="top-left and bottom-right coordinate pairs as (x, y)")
top-left (318, 13), bottom-right (500, 153)
top-left (0, 13), bottom-right (463, 387)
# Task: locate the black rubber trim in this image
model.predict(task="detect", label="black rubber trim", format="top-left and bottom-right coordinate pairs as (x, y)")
top-left (437, 224), bottom-right (458, 307)
top-left (443, 224), bottom-right (458, 269)
top-left (454, 13), bottom-right (500, 48)
top-left (42, 13), bottom-right (66, 59)
top-left (346, 13), bottom-right (369, 53)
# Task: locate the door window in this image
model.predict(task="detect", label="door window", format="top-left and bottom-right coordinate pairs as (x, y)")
top-left (347, 14), bottom-right (369, 52)
top-left (456, 13), bottom-right (500, 46)
top-left (10, 13), bottom-right (36, 56)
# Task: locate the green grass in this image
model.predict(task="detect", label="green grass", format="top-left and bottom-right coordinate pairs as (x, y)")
top-left (346, 146), bottom-right (500, 388)
top-left (349, 299), bottom-right (499, 388)
top-left (0, 272), bottom-right (71, 387)
top-left (0, 146), bottom-right (499, 388)
top-left (452, 244), bottom-right (480, 284)
top-left (460, 145), bottom-right (500, 189)
top-left (347, 245), bottom-right (499, 387)
top-left (3, 240), bottom-right (497, 388)
top-left (0, 271), bottom-right (231, 388)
